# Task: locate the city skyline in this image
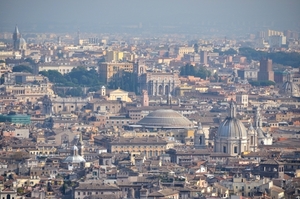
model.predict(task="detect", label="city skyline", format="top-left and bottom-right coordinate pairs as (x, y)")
top-left (0, 0), bottom-right (300, 35)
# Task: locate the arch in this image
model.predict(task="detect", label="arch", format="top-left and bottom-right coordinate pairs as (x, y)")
top-left (149, 150), bottom-right (152, 157)
top-left (234, 146), bottom-right (238, 154)
top-left (223, 146), bottom-right (227, 153)
top-left (105, 160), bottom-right (110, 165)
top-left (165, 85), bottom-right (169, 95)
top-left (158, 85), bottom-right (163, 95)
top-left (139, 66), bottom-right (144, 74)
top-left (199, 136), bottom-right (203, 145)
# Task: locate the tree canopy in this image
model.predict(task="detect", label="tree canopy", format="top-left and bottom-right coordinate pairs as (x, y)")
top-left (239, 47), bottom-right (300, 68)
top-left (249, 80), bottom-right (275, 87)
top-left (213, 48), bottom-right (237, 56)
top-left (108, 71), bottom-right (138, 93)
top-left (39, 66), bottom-right (104, 97)
top-left (180, 64), bottom-right (211, 79)
top-left (12, 65), bottom-right (33, 73)
top-left (39, 66), bottom-right (104, 88)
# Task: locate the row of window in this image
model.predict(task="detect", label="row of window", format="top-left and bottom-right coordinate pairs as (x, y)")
top-left (114, 145), bottom-right (164, 149)
top-left (106, 121), bottom-right (129, 124)
top-left (77, 191), bottom-right (113, 195)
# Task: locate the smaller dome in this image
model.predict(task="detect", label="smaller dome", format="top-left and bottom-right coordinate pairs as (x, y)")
top-left (63, 155), bottom-right (86, 163)
top-left (216, 100), bottom-right (247, 139)
top-left (217, 118), bottom-right (248, 138)
top-left (280, 81), bottom-right (300, 97)
top-left (247, 124), bottom-right (255, 134)
top-left (280, 72), bottom-right (300, 97)
top-left (16, 37), bottom-right (27, 50)
top-left (71, 145), bottom-right (78, 151)
top-left (102, 86), bottom-right (105, 89)
top-left (137, 109), bottom-right (193, 129)
top-left (19, 38), bottom-right (26, 45)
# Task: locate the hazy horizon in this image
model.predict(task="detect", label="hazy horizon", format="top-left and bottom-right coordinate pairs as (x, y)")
top-left (0, 0), bottom-right (300, 35)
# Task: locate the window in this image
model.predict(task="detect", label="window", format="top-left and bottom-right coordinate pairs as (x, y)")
top-left (234, 146), bottom-right (238, 153)
top-left (78, 192), bottom-right (80, 195)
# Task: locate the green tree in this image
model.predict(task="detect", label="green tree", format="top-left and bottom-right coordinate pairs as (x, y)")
top-left (13, 65), bottom-right (33, 73)
top-left (180, 64), bottom-right (211, 79)
top-left (180, 64), bottom-right (196, 76)
top-left (24, 58), bottom-right (36, 65)
top-left (108, 71), bottom-right (138, 93)
top-left (213, 72), bottom-right (219, 82)
top-left (249, 80), bottom-right (275, 87)
top-left (39, 70), bottom-right (66, 83)
top-left (260, 80), bottom-right (275, 86)
top-left (17, 187), bottom-right (25, 194)
top-left (66, 87), bottom-right (83, 97)
top-left (224, 48), bottom-right (237, 55)
top-left (239, 47), bottom-right (300, 68)
top-left (196, 66), bottom-right (211, 79)
top-left (193, 43), bottom-right (199, 53)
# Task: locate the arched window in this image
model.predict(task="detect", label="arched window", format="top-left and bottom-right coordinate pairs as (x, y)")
top-left (165, 85), bottom-right (169, 95)
top-left (158, 85), bottom-right (163, 95)
top-left (234, 146), bottom-right (238, 154)
top-left (223, 146), bottom-right (227, 153)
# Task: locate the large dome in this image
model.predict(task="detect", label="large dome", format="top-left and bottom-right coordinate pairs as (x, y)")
top-left (216, 101), bottom-right (247, 139)
top-left (280, 81), bottom-right (300, 97)
top-left (137, 109), bottom-right (193, 129)
top-left (280, 72), bottom-right (300, 97)
top-left (217, 118), bottom-right (247, 139)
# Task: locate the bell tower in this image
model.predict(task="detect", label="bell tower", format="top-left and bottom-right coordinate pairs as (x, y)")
top-left (142, 90), bottom-right (149, 106)
top-left (194, 122), bottom-right (206, 149)
top-left (13, 25), bottom-right (21, 50)
top-left (101, 86), bottom-right (106, 97)
top-left (78, 133), bottom-right (84, 157)
top-left (247, 123), bottom-right (257, 152)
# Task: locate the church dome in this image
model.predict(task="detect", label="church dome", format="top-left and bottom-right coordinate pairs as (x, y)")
top-left (280, 81), bottom-right (300, 97)
top-left (62, 145), bottom-right (85, 164)
top-left (16, 37), bottom-right (27, 50)
top-left (216, 101), bottom-right (247, 139)
top-left (137, 109), bottom-right (193, 129)
top-left (217, 118), bottom-right (248, 139)
top-left (19, 37), bottom-right (26, 45)
top-left (280, 72), bottom-right (300, 97)
top-left (63, 155), bottom-right (86, 164)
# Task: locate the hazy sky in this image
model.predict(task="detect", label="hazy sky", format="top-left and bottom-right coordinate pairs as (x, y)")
top-left (0, 0), bottom-right (299, 33)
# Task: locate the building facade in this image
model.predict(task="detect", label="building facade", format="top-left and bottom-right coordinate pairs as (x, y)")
top-left (258, 58), bottom-right (274, 81)
top-left (98, 62), bottom-right (134, 83)
top-left (138, 72), bottom-right (181, 96)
